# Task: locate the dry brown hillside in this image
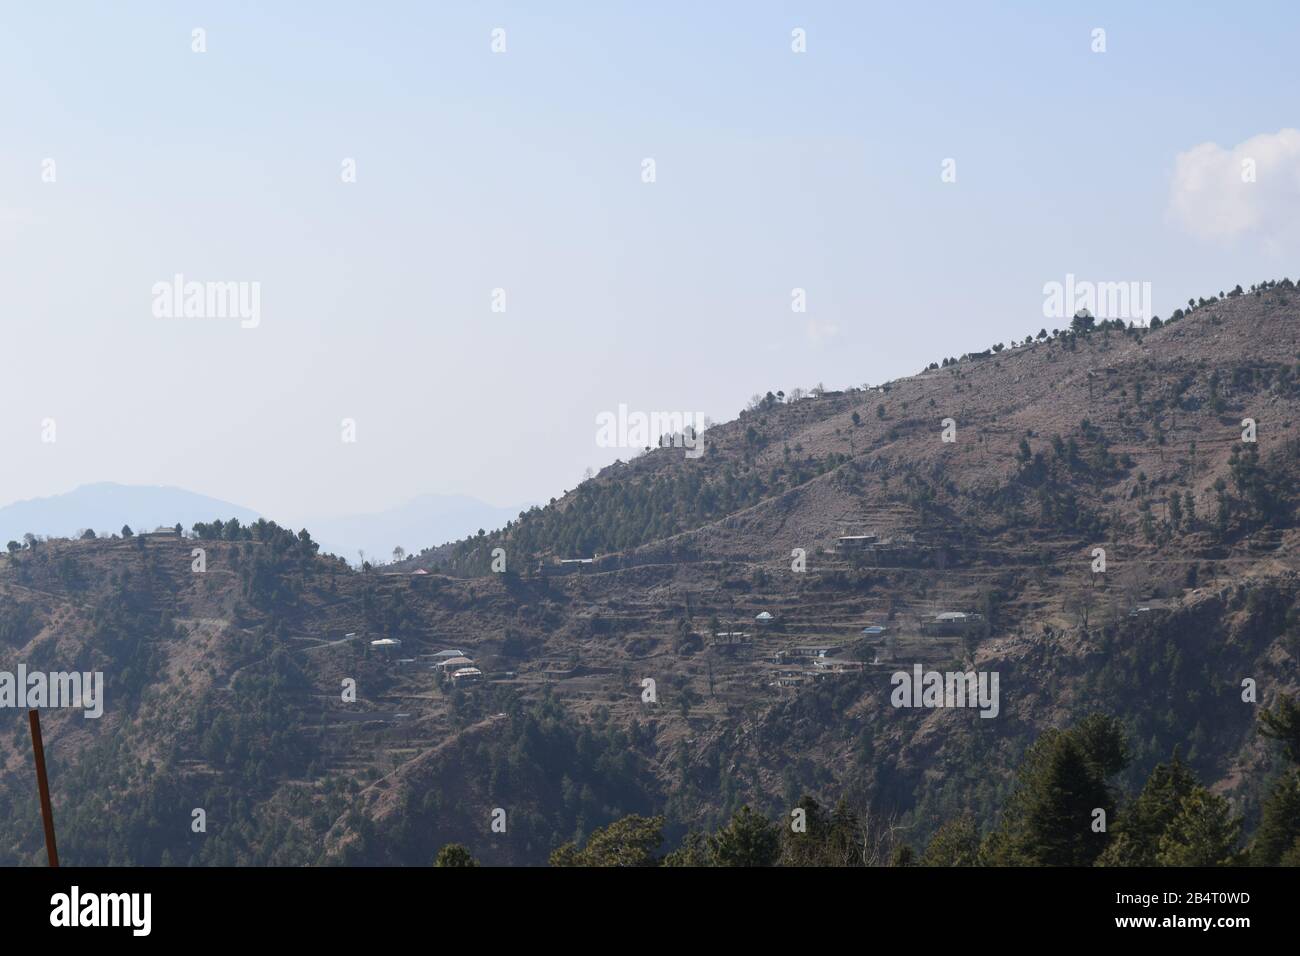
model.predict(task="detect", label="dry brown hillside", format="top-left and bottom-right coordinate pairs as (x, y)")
top-left (2, 285), bottom-right (1298, 865)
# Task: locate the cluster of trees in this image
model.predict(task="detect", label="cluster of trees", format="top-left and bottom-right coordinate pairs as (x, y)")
top-left (1017, 425), bottom-right (1129, 489)
top-left (189, 518), bottom-right (325, 612)
top-left (0, 518), bottom-right (350, 866)
top-left (1009, 433), bottom-right (1112, 538)
top-left (1168, 278), bottom-right (1293, 323)
top-left (1216, 441), bottom-right (1294, 536)
top-left (7, 519), bottom-right (337, 616)
top-left (434, 452), bottom-right (846, 576)
top-left (922, 276), bottom-right (1300, 375)
top-left (0, 597), bottom-right (39, 646)
top-left (1254, 695), bottom-right (1300, 864)
top-left (1134, 440), bottom-right (1300, 545)
top-left (546, 801), bottom-right (881, 867)
top-left (978, 714), bottom-right (1236, 866)
top-left (997, 402), bottom-right (1300, 547)
top-left (337, 697), bottom-right (660, 866)
top-left (5, 525), bottom-right (172, 554)
top-left (190, 517), bottom-right (319, 550)
top-left (925, 312), bottom-right (1157, 373)
top-left (445, 796), bottom-right (910, 867)
top-left (0, 613), bottom-right (340, 866)
top-left (426, 703), bottom-right (1299, 868)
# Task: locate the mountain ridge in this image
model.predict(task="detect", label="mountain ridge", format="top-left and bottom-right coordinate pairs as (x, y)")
top-left (0, 483), bottom-right (528, 566)
top-left (1, 280), bottom-right (1298, 866)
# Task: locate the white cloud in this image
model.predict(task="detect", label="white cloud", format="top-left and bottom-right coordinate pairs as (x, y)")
top-left (1169, 128), bottom-right (1300, 242)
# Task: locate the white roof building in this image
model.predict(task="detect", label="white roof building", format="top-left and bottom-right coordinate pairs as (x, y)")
top-left (436, 656), bottom-right (475, 671)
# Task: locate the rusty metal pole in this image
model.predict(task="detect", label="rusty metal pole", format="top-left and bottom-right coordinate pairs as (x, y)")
top-left (28, 710), bottom-right (59, 867)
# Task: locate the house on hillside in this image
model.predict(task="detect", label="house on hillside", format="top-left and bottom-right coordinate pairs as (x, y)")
top-left (711, 632), bottom-right (753, 657)
top-left (540, 557), bottom-right (597, 577)
top-left (755, 611), bottom-right (774, 625)
top-left (771, 672), bottom-right (806, 688)
top-left (835, 534), bottom-right (879, 552)
top-left (408, 568), bottom-right (440, 588)
top-left (780, 645), bottom-right (837, 660)
top-left (814, 658), bottom-right (866, 677)
top-left (712, 631), bottom-right (751, 650)
top-left (835, 533), bottom-right (929, 567)
top-left (920, 611), bottom-right (984, 636)
top-left (450, 667), bottom-right (483, 685)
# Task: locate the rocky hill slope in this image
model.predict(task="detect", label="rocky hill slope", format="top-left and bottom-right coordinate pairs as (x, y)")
top-left (2, 283), bottom-right (1298, 865)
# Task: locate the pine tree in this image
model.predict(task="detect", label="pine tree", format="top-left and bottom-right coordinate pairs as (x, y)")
top-left (661, 831), bottom-right (711, 867)
top-left (1022, 738), bottom-right (1114, 865)
top-left (922, 815), bottom-right (981, 866)
top-left (434, 843), bottom-right (480, 867)
top-left (1253, 693), bottom-right (1300, 865)
top-left (1155, 789), bottom-right (1242, 866)
top-left (549, 815), bottom-right (663, 867)
top-left (1097, 751), bottom-right (1198, 866)
top-left (708, 805), bottom-right (779, 867)
top-left (1260, 694), bottom-right (1300, 763)
top-left (778, 795), bottom-right (832, 866)
top-left (1252, 773), bottom-right (1300, 865)
top-left (983, 715), bottom-right (1127, 866)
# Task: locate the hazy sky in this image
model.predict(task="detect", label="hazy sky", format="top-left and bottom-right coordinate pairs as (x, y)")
top-left (3, 1), bottom-right (1298, 526)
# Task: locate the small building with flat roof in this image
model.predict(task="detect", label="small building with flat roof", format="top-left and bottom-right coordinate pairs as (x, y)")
top-left (836, 534), bottom-right (879, 551)
top-left (920, 611), bottom-right (984, 636)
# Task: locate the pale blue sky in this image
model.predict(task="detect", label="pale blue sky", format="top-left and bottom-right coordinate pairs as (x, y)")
top-left (2, 2), bottom-right (1297, 525)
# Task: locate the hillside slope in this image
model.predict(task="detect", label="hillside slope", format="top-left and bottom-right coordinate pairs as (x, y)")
top-left (2, 284), bottom-right (1298, 865)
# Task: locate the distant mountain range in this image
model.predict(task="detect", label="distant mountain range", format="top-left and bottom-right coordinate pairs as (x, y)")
top-left (0, 482), bottom-right (260, 544)
top-left (0, 483), bottom-right (526, 561)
